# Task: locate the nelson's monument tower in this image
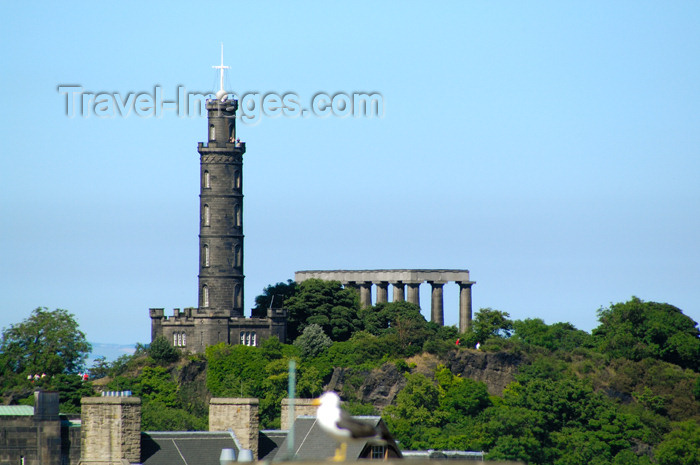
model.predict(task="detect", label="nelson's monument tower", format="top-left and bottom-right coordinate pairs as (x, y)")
top-left (149, 52), bottom-right (287, 353)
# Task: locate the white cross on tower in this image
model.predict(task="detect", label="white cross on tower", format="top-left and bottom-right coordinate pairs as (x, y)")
top-left (213, 43), bottom-right (230, 101)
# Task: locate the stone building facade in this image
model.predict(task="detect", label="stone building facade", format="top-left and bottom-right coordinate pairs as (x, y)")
top-left (149, 92), bottom-right (287, 353)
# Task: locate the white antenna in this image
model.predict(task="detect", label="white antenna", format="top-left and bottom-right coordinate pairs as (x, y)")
top-left (213, 42), bottom-right (230, 101)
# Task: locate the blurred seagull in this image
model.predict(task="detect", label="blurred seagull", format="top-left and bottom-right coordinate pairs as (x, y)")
top-left (312, 391), bottom-right (391, 461)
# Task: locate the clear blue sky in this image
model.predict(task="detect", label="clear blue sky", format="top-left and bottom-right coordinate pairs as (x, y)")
top-left (1, 2), bottom-right (699, 346)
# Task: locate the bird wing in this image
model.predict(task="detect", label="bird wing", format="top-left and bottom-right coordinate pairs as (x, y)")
top-left (336, 409), bottom-right (379, 440)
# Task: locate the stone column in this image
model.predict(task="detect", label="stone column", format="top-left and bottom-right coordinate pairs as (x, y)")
top-left (406, 282), bottom-right (421, 306)
top-left (429, 282), bottom-right (445, 325)
top-left (376, 282), bottom-right (389, 304)
top-left (457, 281), bottom-right (474, 333)
top-left (359, 282), bottom-right (373, 308)
top-left (392, 282), bottom-right (405, 302)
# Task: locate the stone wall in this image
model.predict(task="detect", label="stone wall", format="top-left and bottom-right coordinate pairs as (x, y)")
top-left (80, 396), bottom-right (141, 464)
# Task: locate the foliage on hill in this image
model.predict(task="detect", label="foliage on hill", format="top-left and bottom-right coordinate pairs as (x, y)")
top-left (593, 297), bottom-right (700, 371)
top-left (1, 295), bottom-right (699, 465)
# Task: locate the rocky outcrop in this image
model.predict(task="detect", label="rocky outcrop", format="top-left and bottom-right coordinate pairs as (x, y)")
top-left (325, 350), bottom-right (523, 409)
top-left (325, 363), bottom-right (407, 410)
top-left (445, 350), bottom-right (523, 395)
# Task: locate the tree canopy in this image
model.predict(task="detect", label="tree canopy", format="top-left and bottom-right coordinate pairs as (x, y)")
top-left (593, 297), bottom-right (700, 370)
top-left (284, 279), bottom-right (360, 341)
top-left (512, 318), bottom-right (594, 352)
top-left (251, 279), bottom-right (297, 318)
top-left (0, 307), bottom-right (91, 376)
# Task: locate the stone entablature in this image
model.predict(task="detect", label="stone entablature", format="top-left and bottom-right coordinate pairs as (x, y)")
top-left (295, 269), bottom-right (475, 333)
top-left (296, 269), bottom-right (471, 283)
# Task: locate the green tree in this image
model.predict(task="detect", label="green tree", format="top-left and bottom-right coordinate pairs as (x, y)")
top-left (284, 279), bottom-right (360, 341)
top-left (0, 307), bottom-right (91, 376)
top-left (654, 420), bottom-right (700, 465)
top-left (360, 301), bottom-right (431, 356)
top-left (468, 307), bottom-right (513, 346)
top-left (147, 335), bottom-right (180, 364)
top-left (294, 324), bottom-right (332, 358)
top-left (384, 368), bottom-right (491, 451)
top-left (512, 318), bottom-right (593, 352)
top-left (435, 365), bottom-right (491, 421)
top-left (325, 331), bottom-right (388, 368)
top-left (46, 373), bottom-right (95, 413)
top-left (593, 297), bottom-right (700, 370)
top-left (383, 372), bottom-right (445, 449)
top-left (251, 279), bottom-right (297, 318)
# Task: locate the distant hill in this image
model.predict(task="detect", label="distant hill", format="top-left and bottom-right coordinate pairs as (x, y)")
top-left (88, 342), bottom-right (136, 364)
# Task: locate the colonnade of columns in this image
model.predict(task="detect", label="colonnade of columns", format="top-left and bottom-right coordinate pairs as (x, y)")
top-left (295, 270), bottom-right (475, 333)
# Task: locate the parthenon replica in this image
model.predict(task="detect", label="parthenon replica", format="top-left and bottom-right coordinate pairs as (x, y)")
top-left (295, 269), bottom-right (475, 333)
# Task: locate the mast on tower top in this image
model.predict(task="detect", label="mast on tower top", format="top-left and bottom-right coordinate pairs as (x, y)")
top-left (213, 42), bottom-right (230, 101)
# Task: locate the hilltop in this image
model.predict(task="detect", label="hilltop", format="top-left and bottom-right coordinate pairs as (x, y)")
top-left (2, 294), bottom-right (699, 465)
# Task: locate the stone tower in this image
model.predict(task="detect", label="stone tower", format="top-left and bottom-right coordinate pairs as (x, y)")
top-left (197, 98), bottom-right (245, 321)
top-left (149, 47), bottom-right (287, 352)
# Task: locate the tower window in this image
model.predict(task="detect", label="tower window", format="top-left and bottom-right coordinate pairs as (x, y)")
top-left (234, 244), bottom-right (242, 267)
top-left (234, 204), bottom-right (241, 227)
top-left (173, 333), bottom-right (178, 347)
top-left (209, 124), bottom-right (215, 141)
top-left (234, 171), bottom-right (241, 190)
top-left (203, 245), bottom-right (210, 267)
top-left (203, 204), bottom-right (210, 226)
top-left (234, 283), bottom-right (242, 307)
top-left (202, 285), bottom-right (209, 307)
top-left (203, 170), bottom-right (210, 189)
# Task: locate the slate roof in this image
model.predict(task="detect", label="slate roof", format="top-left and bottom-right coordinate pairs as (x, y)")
top-left (274, 415), bottom-right (401, 461)
top-left (141, 431), bottom-right (240, 465)
top-left (259, 429), bottom-right (289, 460)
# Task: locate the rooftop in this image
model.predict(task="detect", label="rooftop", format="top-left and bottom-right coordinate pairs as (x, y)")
top-left (0, 405), bottom-right (34, 416)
